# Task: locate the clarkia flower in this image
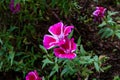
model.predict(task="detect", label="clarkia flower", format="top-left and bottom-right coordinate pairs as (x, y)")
top-left (26, 70), bottom-right (42, 80)
top-left (93, 6), bottom-right (106, 22)
top-left (9, 0), bottom-right (20, 14)
top-left (54, 38), bottom-right (77, 59)
top-left (43, 22), bottom-right (74, 49)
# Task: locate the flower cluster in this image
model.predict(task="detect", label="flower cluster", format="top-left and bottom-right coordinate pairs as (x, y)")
top-left (26, 70), bottom-right (42, 80)
top-left (43, 22), bottom-right (77, 59)
top-left (9, 0), bottom-right (20, 14)
top-left (93, 6), bottom-right (106, 22)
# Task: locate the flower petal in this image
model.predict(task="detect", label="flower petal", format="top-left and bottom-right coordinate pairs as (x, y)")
top-left (54, 48), bottom-right (65, 58)
top-left (64, 26), bottom-right (74, 36)
top-left (93, 10), bottom-right (100, 16)
top-left (54, 48), bottom-right (76, 59)
top-left (60, 38), bottom-right (76, 52)
top-left (43, 35), bottom-right (57, 49)
top-left (26, 72), bottom-right (37, 80)
top-left (48, 22), bottom-right (63, 36)
top-left (26, 70), bottom-right (42, 80)
top-left (60, 38), bottom-right (69, 50)
top-left (57, 38), bottom-right (66, 46)
top-left (9, 0), bottom-right (14, 12)
top-left (71, 38), bottom-right (77, 51)
top-left (93, 7), bottom-right (106, 17)
top-left (13, 3), bottom-right (20, 14)
top-left (64, 53), bottom-right (76, 59)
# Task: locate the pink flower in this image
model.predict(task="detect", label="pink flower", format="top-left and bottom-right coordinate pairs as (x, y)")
top-left (26, 70), bottom-right (42, 80)
top-left (9, 0), bottom-right (20, 14)
top-left (93, 6), bottom-right (106, 22)
top-left (43, 22), bottom-right (74, 49)
top-left (54, 38), bottom-right (77, 59)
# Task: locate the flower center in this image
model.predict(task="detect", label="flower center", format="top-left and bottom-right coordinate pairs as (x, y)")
top-left (65, 49), bottom-right (71, 54)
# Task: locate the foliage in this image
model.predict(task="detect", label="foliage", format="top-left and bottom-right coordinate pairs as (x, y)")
top-left (98, 11), bottom-right (120, 39)
top-left (113, 75), bottom-right (120, 80)
top-left (42, 37), bottom-right (108, 79)
top-left (0, 0), bottom-right (119, 80)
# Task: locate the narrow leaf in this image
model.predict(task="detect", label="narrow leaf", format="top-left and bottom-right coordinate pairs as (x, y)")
top-left (39, 44), bottom-right (48, 53)
top-left (68, 30), bottom-right (74, 39)
top-left (80, 45), bottom-right (87, 55)
top-left (77, 37), bottom-right (81, 46)
top-left (42, 58), bottom-right (53, 69)
top-left (94, 62), bottom-right (100, 72)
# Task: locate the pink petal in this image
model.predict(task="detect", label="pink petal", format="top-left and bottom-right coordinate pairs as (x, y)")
top-left (48, 22), bottom-right (63, 36)
top-left (54, 48), bottom-right (76, 59)
top-left (33, 70), bottom-right (42, 80)
top-left (34, 70), bottom-right (39, 77)
top-left (26, 72), bottom-right (37, 80)
top-left (60, 38), bottom-right (70, 50)
top-left (26, 70), bottom-right (42, 80)
top-left (14, 3), bottom-right (20, 13)
top-left (94, 7), bottom-right (106, 16)
top-left (97, 7), bottom-right (104, 10)
top-left (64, 53), bottom-right (76, 59)
top-left (96, 7), bottom-right (100, 9)
top-left (60, 38), bottom-right (77, 51)
top-left (93, 10), bottom-right (100, 16)
top-left (43, 35), bottom-right (57, 49)
top-left (9, 0), bottom-right (14, 11)
top-left (102, 8), bottom-right (106, 14)
top-left (71, 38), bottom-right (77, 51)
top-left (64, 26), bottom-right (74, 36)
top-left (57, 38), bottom-right (66, 46)
top-left (54, 48), bottom-right (65, 58)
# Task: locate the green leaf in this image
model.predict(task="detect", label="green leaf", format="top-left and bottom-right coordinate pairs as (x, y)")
top-left (80, 45), bottom-right (87, 55)
top-left (93, 56), bottom-right (100, 72)
top-left (93, 0), bottom-right (98, 2)
top-left (55, 57), bottom-right (58, 63)
top-left (50, 0), bottom-right (57, 7)
top-left (53, 63), bottom-right (59, 72)
top-left (42, 76), bottom-right (45, 80)
top-left (93, 55), bottom-right (99, 61)
top-left (98, 21), bottom-right (106, 28)
top-left (80, 56), bottom-right (93, 64)
top-left (115, 30), bottom-right (120, 39)
top-left (102, 65), bottom-right (111, 71)
top-left (68, 30), bottom-right (74, 39)
top-left (98, 28), bottom-right (113, 38)
top-left (0, 50), bottom-right (4, 56)
top-left (49, 70), bottom-right (56, 78)
top-left (77, 37), bottom-right (81, 46)
top-left (94, 62), bottom-right (100, 72)
top-left (81, 67), bottom-right (93, 77)
top-left (39, 44), bottom-right (48, 53)
top-left (42, 58), bottom-right (53, 69)
top-left (113, 75), bottom-right (120, 80)
top-left (61, 68), bottom-right (68, 76)
top-left (107, 20), bottom-right (116, 26)
top-left (53, 75), bottom-right (57, 80)
top-left (0, 62), bottom-right (3, 70)
top-left (9, 51), bottom-right (15, 66)
top-left (48, 63), bottom-right (59, 78)
top-left (8, 26), bottom-right (18, 33)
top-left (108, 11), bottom-right (118, 16)
top-left (0, 38), bottom-right (3, 45)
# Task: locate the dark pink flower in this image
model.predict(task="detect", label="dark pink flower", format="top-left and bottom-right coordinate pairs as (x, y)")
top-left (54, 38), bottom-right (77, 59)
top-left (26, 70), bottom-right (42, 80)
top-left (43, 22), bottom-right (74, 49)
top-left (9, 0), bottom-right (20, 14)
top-left (93, 6), bottom-right (106, 22)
